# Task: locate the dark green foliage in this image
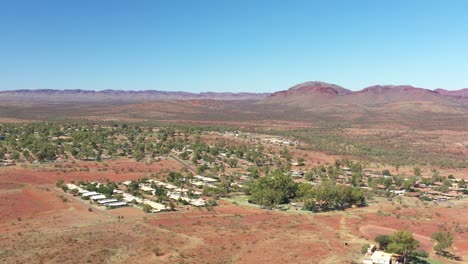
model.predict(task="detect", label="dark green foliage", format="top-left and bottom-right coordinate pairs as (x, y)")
top-left (431, 231), bottom-right (453, 254)
top-left (413, 250), bottom-right (429, 258)
top-left (296, 180), bottom-right (366, 211)
top-left (203, 185), bottom-right (227, 198)
top-left (127, 181), bottom-right (140, 194)
top-left (142, 204), bottom-right (152, 213)
top-left (248, 171), bottom-right (297, 208)
top-left (56, 179), bottom-right (64, 188)
top-left (385, 230), bottom-right (420, 262)
top-left (361, 244), bottom-right (370, 254)
top-left (0, 123), bottom-right (195, 163)
top-left (375, 235), bottom-right (391, 249)
top-left (167, 172), bottom-right (183, 183)
top-left (247, 167), bottom-right (260, 179)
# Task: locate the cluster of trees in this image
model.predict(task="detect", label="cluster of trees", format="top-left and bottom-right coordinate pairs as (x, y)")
top-left (303, 159), bottom-right (367, 184)
top-left (247, 171), bottom-right (297, 208)
top-left (1, 123), bottom-right (300, 188)
top-left (0, 123), bottom-right (195, 162)
top-left (0, 123), bottom-right (63, 162)
top-left (82, 181), bottom-right (116, 197)
top-left (175, 134), bottom-right (291, 179)
top-left (273, 128), bottom-right (468, 168)
top-left (296, 180), bottom-right (366, 211)
top-left (246, 171), bottom-right (366, 210)
top-left (375, 231), bottom-right (421, 263)
top-left (374, 230), bottom-right (454, 263)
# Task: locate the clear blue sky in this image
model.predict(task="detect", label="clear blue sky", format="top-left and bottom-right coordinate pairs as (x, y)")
top-left (1, 0), bottom-right (467, 92)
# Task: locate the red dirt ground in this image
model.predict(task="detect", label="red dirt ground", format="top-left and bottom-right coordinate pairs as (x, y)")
top-left (0, 158), bottom-right (184, 185)
top-left (0, 163), bottom-right (466, 263)
top-left (347, 198), bottom-right (468, 262)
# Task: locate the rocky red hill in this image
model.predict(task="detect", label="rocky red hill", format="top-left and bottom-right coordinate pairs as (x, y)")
top-left (262, 81), bottom-right (351, 106)
top-left (435, 88), bottom-right (468, 98)
top-left (261, 82), bottom-right (468, 109)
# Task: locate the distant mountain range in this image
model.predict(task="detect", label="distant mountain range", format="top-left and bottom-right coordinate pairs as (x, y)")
top-left (0, 83), bottom-right (467, 107)
top-left (1, 82), bottom-right (467, 128)
top-left (0, 89), bottom-right (270, 102)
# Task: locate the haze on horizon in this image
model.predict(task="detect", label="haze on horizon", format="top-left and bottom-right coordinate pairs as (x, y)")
top-left (1, 0), bottom-right (467, 93)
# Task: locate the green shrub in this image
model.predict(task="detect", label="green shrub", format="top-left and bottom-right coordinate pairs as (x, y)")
top-left (361, 244), bottom-right (370, 254)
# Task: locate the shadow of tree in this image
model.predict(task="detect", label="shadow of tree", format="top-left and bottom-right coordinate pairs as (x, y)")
top-left (437, 251), bottom-right (463, 261)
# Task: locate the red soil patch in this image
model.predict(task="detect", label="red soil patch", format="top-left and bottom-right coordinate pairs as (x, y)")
top-left (0, 182), bottom-right (24, 190)
top-left (348, 200), bottom-right (468, 260)
top-left (107, 206), bottom-right (145, 218)
top-left (0, 187), bottom-right (64, 223)
top-left (145, 203), bottom-right (354, 263)
top-left (0, 158), bottom-right (184, 185)
top-left (359, 225), bottom-right (433, 251)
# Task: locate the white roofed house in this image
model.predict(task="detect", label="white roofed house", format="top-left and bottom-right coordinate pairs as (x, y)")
top-left (169, 192), bottom-right (182, 200)
top-left (65, 184), bottom-right (86, 195)
top-left (90, 194), bottom-right (107, 201)
top-left (370, 251), bottom-right (393, 264)
top-left (66, 183), bottom-right (79, 190)
top-left (122, 180), bottom-right (132, 186)
top-left (139, 185), bottom-right (155, 193)
top-left (122, 193), bottom-right (142, 204)
top-left (78, 188), bottom-right (89, 194)
top-left (190, 198), bottom-right (205, 207)
top-left (106, 202), bottom-right (127, 208)
top-left (82, 191), bottom-right (100, 197)
top-left (97, 199), bottom-right (118, 205)
top-left (191, 181), bottom-right (205, 187)
top-left (164, 183), bottom-right (177, 190)
top-left (174, 187), bottom-right (189, 193)
top-left (194, 175), bottom-right (218, 183)
top-left (142, 200), bottom-right (166, 212)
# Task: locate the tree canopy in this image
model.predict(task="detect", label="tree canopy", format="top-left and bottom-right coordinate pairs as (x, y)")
top-left (431, 231), bottom-right (453, 254)
top-left (385, 230), bottom-right (420, 263)
top-left (248, 171), bottom-right (297, 208)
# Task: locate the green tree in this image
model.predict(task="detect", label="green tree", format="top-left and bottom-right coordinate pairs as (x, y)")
top-left (361, 244), bottom-right (370, 254)
top-left (249, 171), bottom-right (297, 208)
top-left (386, 230), bottom-right (419, 263)
top-left (56, 179), bottom-right (65, 188)
top-left (375, 235), bottom-right (391, 249)
top-left (11, 151), bottom-right (20, 161)
top-left (142, 204), bottom-right (153, 213)
top-left (133, 149), bottom-right (145, 161)
top-left (431, 231), bottom-right (453, 255)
